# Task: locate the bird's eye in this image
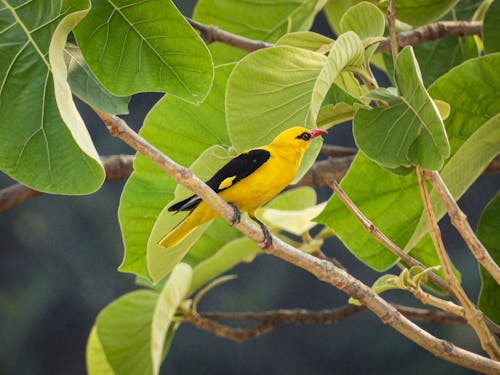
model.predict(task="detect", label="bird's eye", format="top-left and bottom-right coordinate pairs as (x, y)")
top-left (296, 132), bottom-right (311, 141)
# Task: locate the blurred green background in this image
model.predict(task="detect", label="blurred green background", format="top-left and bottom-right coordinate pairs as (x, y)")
top-left (0, 2), bottom-right (498, 374)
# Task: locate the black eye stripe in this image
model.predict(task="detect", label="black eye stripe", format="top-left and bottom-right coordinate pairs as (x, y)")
top-left (296, 132), bottom-right (311, 140)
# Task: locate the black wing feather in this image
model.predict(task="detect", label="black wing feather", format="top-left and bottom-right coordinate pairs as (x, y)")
top-left (168, 149), bottom-right (271, 212)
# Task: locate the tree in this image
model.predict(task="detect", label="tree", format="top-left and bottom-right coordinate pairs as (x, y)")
top-left (0, 0), bottom-right (499, 374)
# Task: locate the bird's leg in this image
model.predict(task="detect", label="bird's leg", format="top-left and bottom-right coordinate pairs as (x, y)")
top-left (249, 214), bottom-right (272, 250)
top-left (228, 203), bottom-right (241, 226)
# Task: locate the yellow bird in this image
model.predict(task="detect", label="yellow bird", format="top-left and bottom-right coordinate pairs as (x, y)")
top-left (158, 126), bottom-right (327, 248)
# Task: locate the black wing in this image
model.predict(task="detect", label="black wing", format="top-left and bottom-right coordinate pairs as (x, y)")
top-left (168, 149), bottom-right (271, 212)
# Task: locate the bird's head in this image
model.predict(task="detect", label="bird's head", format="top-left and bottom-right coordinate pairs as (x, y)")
top-left (270, 126), bottom-right (327, 154)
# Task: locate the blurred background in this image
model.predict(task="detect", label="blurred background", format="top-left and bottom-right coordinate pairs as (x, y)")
top-left (0, 1), bottom-right (498, 374)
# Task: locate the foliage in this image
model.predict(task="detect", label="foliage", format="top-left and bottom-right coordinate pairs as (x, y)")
top-left (0, 0), bottom-right (498, 374)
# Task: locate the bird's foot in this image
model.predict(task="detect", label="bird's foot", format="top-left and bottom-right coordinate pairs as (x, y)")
top-left (249, 214), bottom-right (273, 252)
top-left (261, 224), bottom-right (273, 251)
top-left (229, 203), bottom-right (241, 226)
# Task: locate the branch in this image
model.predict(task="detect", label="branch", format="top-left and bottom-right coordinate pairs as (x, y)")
top-left (417, 167), bottom-right (500, 360)
top-left (186, 17), bottom-right (273, 51)
top-left (296, 155), bottom-right (354, 187)
top-left (375, 21), bottom-right (483, 53)
top-left (0, 155), bottom-right (133, 212)
top-left (424, 170), bottom-right (500, 286)
top-left (186, 15), bottom-right (482, 55)
top-left (387, 0), bottom-right (399, 66)
top-left (186, 304), bottom-right (468, 343)
top-left (94, 109), bottom-right (500, 374)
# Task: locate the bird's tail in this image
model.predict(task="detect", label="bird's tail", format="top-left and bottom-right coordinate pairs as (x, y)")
top-left (158, 206), bottom-right (215, 248)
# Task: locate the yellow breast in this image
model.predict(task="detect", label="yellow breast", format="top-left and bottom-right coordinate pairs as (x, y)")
top-left (219, 146), bottom-right (301, 213)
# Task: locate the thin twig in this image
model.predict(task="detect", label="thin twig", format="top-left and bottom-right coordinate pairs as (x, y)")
top-left (424, 170), bottom-right (500, 286)
top-left (202, 304), bottom-right (468, 326)
top-left (0, 155), bottom-right (134, 212)
top-left (375, 21), bottom-right (483, 53)
top-left (416, 167), bottom-right (500, 360)
top-left (187, 304), bottom-right (467, 343)
top-left (326, 178), bottom-right (455, 296)
top-left (94, 110), bottom-right (500, 374)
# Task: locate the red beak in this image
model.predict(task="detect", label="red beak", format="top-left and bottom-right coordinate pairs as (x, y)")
top-left (310, 129), bottom-right (327, 139)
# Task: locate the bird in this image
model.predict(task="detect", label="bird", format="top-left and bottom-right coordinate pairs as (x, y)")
top-left (158, 126), bottom-right (327, 249)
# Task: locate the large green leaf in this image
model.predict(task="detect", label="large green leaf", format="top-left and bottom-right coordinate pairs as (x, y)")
top-left (483, 0), bottom-right (500, 53)
top-left (74, 0), bottom-right (213, 103)
top-left (354, 47), bottom-right (450, 171)
top-left (0, 0), bottom-right (104, 194)
top-left (477, 193), bottom-right (500, 324)
top-left (226, 31), bottom-right (364, 181)
top-left (118, 64), bottom-right (233, 278)
top-left (88, 290), bottom-right (157, 375)
top-left (379, 0), bottom-right (460, 26)
top-left (315, 153), bottom-right (420, 269)
top-left (194, 0), bottom-right (327, 64)
top-left (317, 53), bottom-right (500, 270)
top-left (151, 264), bottom-right (192, 374)
top-left (65, 43), bottom-right (130, 114)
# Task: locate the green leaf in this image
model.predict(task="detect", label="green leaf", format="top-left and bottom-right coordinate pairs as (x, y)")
top-left (405, 53), bottom-right (500, 250)
top-left (0, 0), bottom-right (105, 194)
top-left (147, 146), bottom-right (238, 284)
top-left (87, 326), bottom-right (115, 375)
top-left (315, 153), bottom-right (420, 270)
top-left (65, 43), bottom-right (130, 114)
top-left (323, 0), bottom-right (364, 34)
top-left (483, 0), bottom-right (500, 53)
top-left (151, 263), bottom-right (192, 374)
top-left (90, 290), bottom-right (158, 375)
top-left (194, 0), bottom-right (327, 63)
top-left (264, 186), bottom-right (317, 210)
top-left (276, 31), bottom-right (333, 52)
top-left (339, 1), bottom-right (385, 61)
top-left (118, 64), bottom-right (233, 278)
top-left (189, 237), bottom-right (260, 295)
top-left (477, 192), bottom-right (500, 324)
top-left (318, 53), bottom-right (500, 271)
top-left (354, 47), bottom-right (450, 171)
top-left (316, 103), bottom-right (358, 127)
top-left (74, 0), bottom-right (213, 103)
top-left (349, 274), bottom-right (399, 305)
top-left (379, 0), bottom-right (460, 26)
